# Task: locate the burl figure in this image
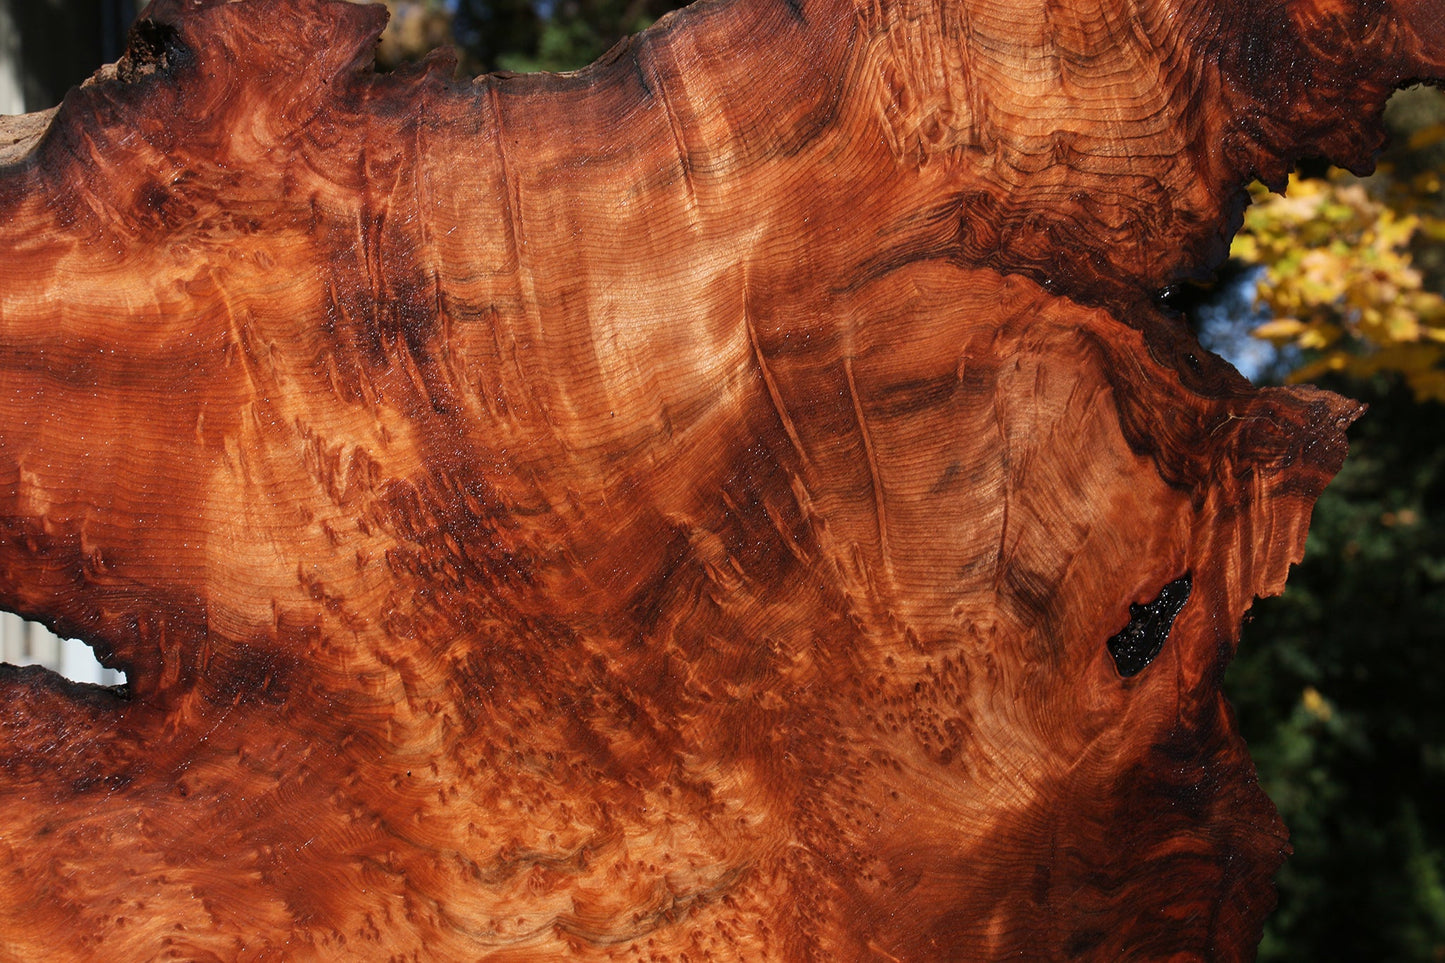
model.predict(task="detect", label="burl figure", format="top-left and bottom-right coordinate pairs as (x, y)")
top-left (0, 0), bottom-right (1440, 959)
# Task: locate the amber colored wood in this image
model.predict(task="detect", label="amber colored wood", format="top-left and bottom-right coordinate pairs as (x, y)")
top-left (0, 0), bottom-right (1439, 958)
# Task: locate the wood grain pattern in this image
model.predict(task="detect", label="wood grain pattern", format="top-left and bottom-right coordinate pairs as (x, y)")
top-left (0, 0), bottom-right (1439, 958)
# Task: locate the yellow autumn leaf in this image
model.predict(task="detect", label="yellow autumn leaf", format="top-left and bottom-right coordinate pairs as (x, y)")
top-left (1253, 318), bottom-right (1309, 339)
top-left (1406, 121), bottom-right (1445, 151)
top-left (1236, 165), bottom-right (1445, 402)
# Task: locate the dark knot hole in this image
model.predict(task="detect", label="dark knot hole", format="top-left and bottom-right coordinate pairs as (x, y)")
top-left (1107, 573), bottom-right (1192, 677)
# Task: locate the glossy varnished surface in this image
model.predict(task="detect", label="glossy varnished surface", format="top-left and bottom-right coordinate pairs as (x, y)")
top-left (0, 0), bottom-right (1439, 958)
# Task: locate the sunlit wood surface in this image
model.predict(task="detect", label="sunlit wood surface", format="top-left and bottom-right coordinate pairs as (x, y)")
top-left (0, 0), bottom-right (1440, 958)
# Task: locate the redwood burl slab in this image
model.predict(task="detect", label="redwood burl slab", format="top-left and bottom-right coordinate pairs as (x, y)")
top-left (0, 0), bottom-right (1440, 958)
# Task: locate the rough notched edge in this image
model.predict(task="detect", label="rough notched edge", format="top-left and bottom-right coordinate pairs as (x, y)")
top-left (0, 109), bottom-right (58, 167)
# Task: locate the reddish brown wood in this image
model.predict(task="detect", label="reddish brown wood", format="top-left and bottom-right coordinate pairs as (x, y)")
top-left (0, 0), bottom-right (1439, 958)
